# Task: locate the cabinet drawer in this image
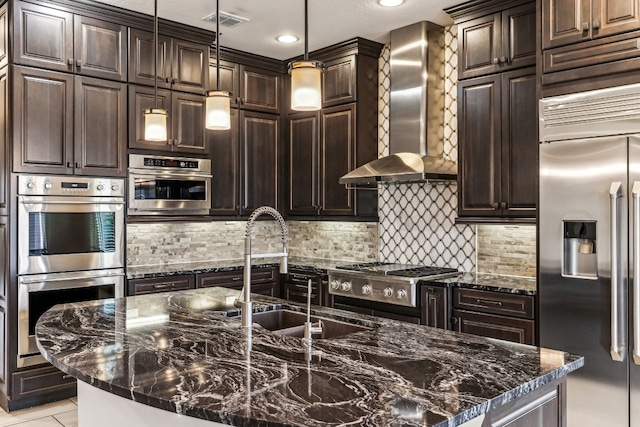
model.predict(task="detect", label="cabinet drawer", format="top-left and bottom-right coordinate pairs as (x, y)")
top-left (453, 288), bottom-right (534, 318)
top-left (127, 275), bottom-right (195, 296)
top-left (196, 267), bottom-right (276, 288)
top-left (284, 283), bottom-right (320, 306)
top-left (11, 365), bottom-right (76, 400)
top-left (452, 309), bottom-right (535, 345)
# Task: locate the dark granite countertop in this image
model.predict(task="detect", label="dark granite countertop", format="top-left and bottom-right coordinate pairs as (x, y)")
top-left (36, 288), bottom-right (580, 427)
top-left (423, 273), bottom-right (537, 296)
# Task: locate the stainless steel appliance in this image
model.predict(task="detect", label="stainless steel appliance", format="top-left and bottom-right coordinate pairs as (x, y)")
top-left (538, 83), bottom-right (640, 426)
top-left (18, 269), bottom-right (124, 367)
top-left (327, 262), bottom-right (457, 321)
top-left (18, 175), bottom-right (125, 275)
top-left (128, 154), bottom-right (212, 216)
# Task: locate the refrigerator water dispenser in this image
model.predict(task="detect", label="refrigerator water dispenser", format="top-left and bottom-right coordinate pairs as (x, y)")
top-left (562, 221), bottom-right (597, 279)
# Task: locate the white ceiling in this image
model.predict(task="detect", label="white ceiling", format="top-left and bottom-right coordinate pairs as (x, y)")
top-left (94, 0), bottom-right (461, 60)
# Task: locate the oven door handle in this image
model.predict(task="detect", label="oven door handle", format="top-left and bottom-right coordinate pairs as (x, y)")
top-left (18, 197), bottom-right (124, 205)
top-left (18, 269), bottom-right (125, 285)
top-left (129, 171), bottom-right (213, 179)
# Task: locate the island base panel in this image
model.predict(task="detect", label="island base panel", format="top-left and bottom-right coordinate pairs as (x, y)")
top-left (77, 382), bottom-right (231, 427)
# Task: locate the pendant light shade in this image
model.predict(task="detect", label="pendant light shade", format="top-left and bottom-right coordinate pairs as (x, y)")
top-left (205, 0), bottom-right (232, 130)
top-left (205, 90), bottom-right (232, 130)
top-left (289, 0), bottom-right (323, 111)
top-left (289, 60), bottom-right (323, 111)
top-left (143, 108), bottom-right (168, 141)
top-left (143, 0), bottom-right (168, 141)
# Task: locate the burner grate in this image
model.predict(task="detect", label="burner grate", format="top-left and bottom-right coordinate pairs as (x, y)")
top-left (386, 266), bottom-right (458, 278)
top-left (335, 262), bottom-right (393, 271)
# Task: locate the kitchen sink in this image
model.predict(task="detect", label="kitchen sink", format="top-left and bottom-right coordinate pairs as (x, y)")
top-left (242, 309), bottom-right (371, 340)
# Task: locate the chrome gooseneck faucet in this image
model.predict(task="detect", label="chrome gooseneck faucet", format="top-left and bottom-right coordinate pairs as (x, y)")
top-left (238, 206), bottom-right (288, 327)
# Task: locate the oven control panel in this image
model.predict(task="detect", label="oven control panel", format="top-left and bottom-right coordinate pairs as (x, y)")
top-left (18, 175), bottom-right (125, 197)
top-left (327, 271), bottom-right (417, 308)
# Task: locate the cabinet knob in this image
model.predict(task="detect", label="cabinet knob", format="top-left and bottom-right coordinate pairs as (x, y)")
top-left (172, 78), bottom-right (178, 84)
top-left (500, 202), bottom-right (507, 209)
top-left (491, 202), bottom-right (499, 209)
top-left (76, 59), bottom-right (82, 68)
top-left (582, 21), bottom-right (590, 31)
top-left (499, 56), bottom-right (508, 64)
top-left (164, 77), bottom-right (171, 83)
top-left (67, 58), bottom-right (74, 66)
top-left (75, 162), bottom-right (81, 169)
top-left (66, 161), bottom-right (73, 168)
top-left (493, 57), bottom-right (499, 64)
top-left (592, 20), bottom-right (600, 30)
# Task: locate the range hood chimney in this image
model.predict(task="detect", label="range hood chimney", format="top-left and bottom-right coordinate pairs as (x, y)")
top-left (339, 21), bottom-right (456, 185)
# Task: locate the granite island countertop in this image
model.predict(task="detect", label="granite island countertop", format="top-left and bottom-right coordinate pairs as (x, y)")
top-left (36, 288), bottom-right (580, 426)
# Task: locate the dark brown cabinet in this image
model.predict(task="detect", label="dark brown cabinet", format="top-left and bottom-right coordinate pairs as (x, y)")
top-left (128, 85), bottom-right (207, 155)
top-left (282, 270), bottom-right (324, 306)
top-left (457, 67), bottom-right (537, 221)
top-left (13, 1), bottom-right (127, 81)
top-left (456, 1), bottom-right (536, 79)
top-left (322, 55), bottom-right (357, 106)
top-left (11, 365), bottom-right (75, 402)
top-left (13, 66), bottom-right (127, 176)
top-left (210, 109), bottom-right (280, 216)
top-left (129, 28), bottom-right (208, 94)
top-left (543, 0), bottom-right (640, 49)
top-left (286, 104), bottom-right (360, 217)
top-left (127, 274), bottom-right (195, 296)
top-left (420, 285), bottom-right (450, 329)
top-left (196, 268), bottom-right (279, 297)
top-left (451, 288), bottom-right (535, 345)
top-left (209, 60), bottom-right (281, 113)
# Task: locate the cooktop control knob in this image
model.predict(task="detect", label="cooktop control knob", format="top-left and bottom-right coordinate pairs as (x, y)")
top-left (44, 181), bottom-right (53, 190)
top-left (26, 181), bottom-right (35, 189)
top-left (111, 183), bottom-right (120, 191)
top-left (361, 284), bottom-right (372, 295)
top-left (397, 289), bottom-right (407, 300)
top-left (383, 287), bottom-right (393, 298)
top-left (330, 280), bottom-right (340, 290)
top-left (341, 281), bottom-right (352, 292)
top-left (96, 183), bottom-right (105, 191)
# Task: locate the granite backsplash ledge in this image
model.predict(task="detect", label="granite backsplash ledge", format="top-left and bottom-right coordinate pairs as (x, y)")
top-left (127, 221), bottom-right (378, 267)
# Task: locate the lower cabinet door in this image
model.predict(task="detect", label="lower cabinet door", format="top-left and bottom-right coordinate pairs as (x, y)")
top-left (284, 283), bottom-right (320, 305)
top-left (11, 365), bottom-right (76, 401)
top-left (451, 308), bottom-right (535, 345)
top-left (127, 274), bottom-right (195, 296)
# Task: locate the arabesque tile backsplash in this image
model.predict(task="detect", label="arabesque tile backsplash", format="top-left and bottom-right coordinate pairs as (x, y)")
top-left (127, 24), bottom-right (536, 278)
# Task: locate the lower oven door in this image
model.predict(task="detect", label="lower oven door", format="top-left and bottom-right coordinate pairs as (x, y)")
top-left (128, 172), bottom-right (212, 215)
top-left (18, 268), bottom-right (125, 367)
top-left (18, 195), bottom-right (125, 275)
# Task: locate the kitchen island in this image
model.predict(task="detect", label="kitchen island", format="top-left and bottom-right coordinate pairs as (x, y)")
top-left (35, 287), bottom-right (582, 427)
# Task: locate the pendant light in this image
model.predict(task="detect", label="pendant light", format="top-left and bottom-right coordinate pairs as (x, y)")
top-left (288, 0), bottom-right (324, 111)
top-left (143, 0), bottom-right (168, 141)
top-left (205, 0), bottom-right (232, 130)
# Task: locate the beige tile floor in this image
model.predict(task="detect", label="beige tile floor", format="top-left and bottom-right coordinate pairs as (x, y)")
top-left (0, 399), bottom-right (77, 427)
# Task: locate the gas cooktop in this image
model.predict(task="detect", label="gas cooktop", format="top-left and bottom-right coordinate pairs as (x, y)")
top-left (335, 262), bottom-right (458, 279)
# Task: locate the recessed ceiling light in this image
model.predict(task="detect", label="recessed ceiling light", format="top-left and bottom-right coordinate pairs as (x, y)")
top-left (378, 0), bottom-right (405, 6)
top-left (277, 34), bottom-right (299, 43)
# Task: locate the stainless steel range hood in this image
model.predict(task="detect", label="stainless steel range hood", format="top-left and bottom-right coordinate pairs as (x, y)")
top-left (339, 21), bottom-right (456, 185)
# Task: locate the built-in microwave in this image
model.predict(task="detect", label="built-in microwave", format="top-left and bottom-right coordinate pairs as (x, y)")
top-left (128, 154), bottom-right (212, 216)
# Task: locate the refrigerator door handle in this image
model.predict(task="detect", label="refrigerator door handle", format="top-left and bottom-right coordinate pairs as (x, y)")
top-left (633, 181), bottom-right (640, 365)
top-left (610, 181), bottom-right (626, 362)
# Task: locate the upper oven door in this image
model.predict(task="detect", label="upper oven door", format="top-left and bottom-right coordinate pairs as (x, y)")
top-left (128, 172), bottom-right (212, 215)
top-left (18, 196), bottom-right (125, 275)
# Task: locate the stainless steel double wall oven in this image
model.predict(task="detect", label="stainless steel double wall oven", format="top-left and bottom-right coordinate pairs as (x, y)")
top-left (17, 175), bottom-right (125, 367)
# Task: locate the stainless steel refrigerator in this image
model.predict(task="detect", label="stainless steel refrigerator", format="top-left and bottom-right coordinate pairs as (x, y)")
top-left (539, 83), bottom-right (640, 426)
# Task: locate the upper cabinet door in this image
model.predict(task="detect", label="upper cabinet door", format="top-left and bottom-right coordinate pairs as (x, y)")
top-left (171, 92), bottom-right (207, 154)
top-left (0, 4), bottom-right (8, 70)
top-left (128, 28), bottom-right (172, 89)
top-left (128, 85), bottom-right (172, 152)
top-left (171, 39), bottom-right (208, 94)
top-left (74, 16), bottom-right (127, 81)
top-left (458, 13), bottom-right (502, 79)
top-left (543, 0), bottom-right (591, 48)
top-left (12, 1), bottom-right (74, 72)
top-left (287, 112), bottom-right (320, 215)
top-left (209, 109), bottom-right (239, 216)
top-left (74, 76), bottom-right (127, 176)
top-left (13, 66), bottom-right (74, 174)
top-left (592, 0), bottom-right (640, 39)
top-left (239, 66), bottom-right (280, 113)
top-left (322, 55), bottom-right (357, 107)
top-left (209, 59), bottom-right (240, 108)
top-left (502, 3), bottom-right (536, 69)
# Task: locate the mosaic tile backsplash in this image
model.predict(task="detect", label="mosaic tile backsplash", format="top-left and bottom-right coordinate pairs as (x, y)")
top-left (477, 225), bottom-right (536, 277)
top-left (127, 221), bottom-right (378, 267)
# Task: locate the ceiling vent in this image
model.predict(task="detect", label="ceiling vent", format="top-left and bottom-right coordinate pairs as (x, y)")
top-left (202, 11), bottom-right (250, 27)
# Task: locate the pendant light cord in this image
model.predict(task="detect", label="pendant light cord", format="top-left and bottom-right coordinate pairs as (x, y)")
top-left (304, 0), bottom-right (309, 61)
top-left (216, 0), bottom-right (220, 90)
top-left (153, 0), bottom-right (158, 109)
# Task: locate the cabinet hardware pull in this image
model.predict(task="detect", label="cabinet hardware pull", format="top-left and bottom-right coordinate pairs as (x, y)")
top-left (582, 21), bottom-right (589, 31)
top-left (501, 202), bottom-right (507, 209)
top-left (172, 78), bottom-right (178, 84)
top-left (67, 58), bottom-right (74, 65)
top-left (499, 56), bottom-right (507, 64)
top-left (165, 77), bottom-right (171, 83)
top-left (231, 276), bottom-right (242, 281)
top-left (493, 57), bottom-right (499, 64)
top-left (593, 20), bottom-right (600, 30)
top-left (66, 162), bottom-right (73, 168)
top-left (491, 202), bottom-right (499, 209)
top-left (75, 162), bottom-right (81, 169)
top-left (429, 297), bottom-right (437, 327)
top-left (476, 298), bottom-right (503, 306)
top-left (76, 60), bottom-right (82, 68)
top-left (62, 374), bottom-right (73, 380)
top-left (153, 283), bottom-right (173, 289)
